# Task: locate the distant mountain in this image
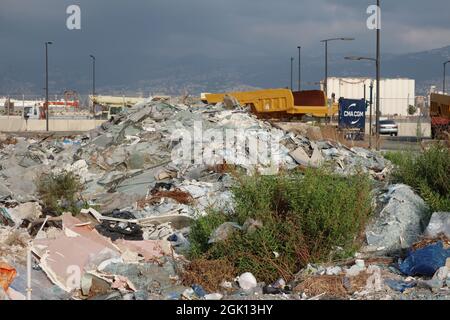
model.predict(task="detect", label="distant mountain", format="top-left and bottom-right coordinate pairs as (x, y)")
top-left (1, 46), bottom-right (449, 98)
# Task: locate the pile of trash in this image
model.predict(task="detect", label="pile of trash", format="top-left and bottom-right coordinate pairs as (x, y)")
top-left (290, 227), bottom-right (450, 300)
top-left (0, 98), bottom-right (447, 300)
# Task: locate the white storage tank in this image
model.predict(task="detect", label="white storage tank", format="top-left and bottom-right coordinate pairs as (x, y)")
top-left (325, 77), bottom-right (415, 117)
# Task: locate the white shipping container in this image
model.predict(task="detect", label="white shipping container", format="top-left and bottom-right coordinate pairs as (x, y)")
top-left (325, 77), bottom-right (415, 117)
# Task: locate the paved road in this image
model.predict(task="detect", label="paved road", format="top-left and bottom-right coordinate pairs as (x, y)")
top-left (379, 136), bottom-right (428, 152)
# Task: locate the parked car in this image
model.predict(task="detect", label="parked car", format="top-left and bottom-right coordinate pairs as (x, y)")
top-left (373, 120), bottom-right (399, 136)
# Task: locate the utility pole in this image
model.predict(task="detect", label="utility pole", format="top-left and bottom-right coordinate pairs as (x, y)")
top-left (369, 82), bottom-right (374, 149)
top-left (297, 46), bottom-right (302, 91)
top-left (376, 0), bottom-right (381, 151)
top-left (364, 83), bottom-right (366, 102)
top-left (290, 57), bottom-right (294, 90)
top-left (90, 55), bottom-right (96, 117)
top-left (45, 41), bottom-right (53, 132)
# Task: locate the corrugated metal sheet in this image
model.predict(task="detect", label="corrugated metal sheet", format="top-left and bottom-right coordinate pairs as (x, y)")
top-left (326, 77), bottom-right (415, 116)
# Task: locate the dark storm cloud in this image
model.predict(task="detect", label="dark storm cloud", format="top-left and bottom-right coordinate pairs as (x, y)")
top-left (0, 0), bottom-right (449, 93)
top-left (1, 0), bottom-right (449, 57)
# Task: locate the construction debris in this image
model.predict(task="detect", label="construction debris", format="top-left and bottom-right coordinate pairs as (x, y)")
top-left (425, 212), bottom-right (450, 239)
top-left (364, 184), bottom-right (429, 254)
top-left (0, 262), bottom-right (16, 291)
top-left (0, 98), bottom-right (448, 300)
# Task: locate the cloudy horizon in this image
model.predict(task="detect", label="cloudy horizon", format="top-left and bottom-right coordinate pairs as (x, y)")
top-left (1, 0), bottom-right (449, 96)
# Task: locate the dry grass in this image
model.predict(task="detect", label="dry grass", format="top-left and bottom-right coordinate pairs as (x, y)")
top-left (0, 136), bottom-right (17, 148)
top-left (181, 259), bottom-right (236, 293)
top-left (346, 272), bottom-right (372, 294)
top-left (294, 275), bottom-right (347, 298)
top-left (412, 235), bottom-right (450, 251)
top-left (294, 269), bottom-right (379, 298)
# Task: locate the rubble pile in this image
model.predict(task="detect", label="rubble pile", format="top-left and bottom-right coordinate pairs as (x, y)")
top-left (0, 99), bottom-right (448, 300)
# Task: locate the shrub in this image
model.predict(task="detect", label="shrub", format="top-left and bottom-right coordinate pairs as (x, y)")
top-left (188, 210), bottom-right (229, 259)
top-left (188, 169), bottom-right (372, 283)
top-left (384, 144), bottom-right (450, 212)
top-left (35, 170), bottom-right (84, 216)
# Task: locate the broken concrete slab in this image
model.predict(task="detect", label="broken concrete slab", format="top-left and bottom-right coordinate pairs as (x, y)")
top-left (32, 214), bottom-right (120, 292)
top-left (425, 212), bottom-right (450, 239)
top-left (7, 202), bottom-right (42, 227)
top-left (91, 134), bottom-right (114, 149)
top-left (365, 184), bottom-right (429, 254)
top-left (115, 170), bottom-right (158, 196)
top-left (100, 260), bottom-right (181, 296)
top-left (0, 182), bottom-right (12, 201)
top-left (289, 146), bottom-right (322, 168)
top-left (97, 171), bottom-right (127, 186)
top-left (114, 239), bottom-right (174, 261)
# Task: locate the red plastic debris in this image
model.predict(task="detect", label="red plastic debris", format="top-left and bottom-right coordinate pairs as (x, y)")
top-left (0, 262), bottom-right (17, 291)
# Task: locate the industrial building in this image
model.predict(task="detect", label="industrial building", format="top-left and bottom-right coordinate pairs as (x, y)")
top-left (325, 77), bottom-right (415, 117)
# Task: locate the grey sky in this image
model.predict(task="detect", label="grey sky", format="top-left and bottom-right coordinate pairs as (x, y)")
top-left (1, 0), bottom-right (449, 56)
top-left (0, 0), bottom-right (449, 94)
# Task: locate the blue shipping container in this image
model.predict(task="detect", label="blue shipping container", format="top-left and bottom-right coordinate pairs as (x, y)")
top-left (338, 98), bottom-right (366, 130)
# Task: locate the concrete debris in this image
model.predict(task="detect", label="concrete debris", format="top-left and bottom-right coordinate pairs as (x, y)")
top-left (290, 146), bottom-right (320, 168)
top-left (424, 212), bottom-right (450, 239)
top-left (0, 97), bottom-right (447, 300)
top-left (364, 265), bottom-right (383, 293)
top-left (30, 213), bottom-right (177, 295)
top-left (3, 202), bottom-right (42, 227)
top-left (326, 266), bottom-right (343, 276)
top-left (223, 95), bottom-right (240, 110)
top-left (346, 264), bottom-right (365, 277)
top-left (114, 239), bottom-right (174, 261)
top-left (364, 184), bottom-right (429, 254)
top-left (418, 267), bottom-right (448, 292)
top-left (32, 218), bottom-right (120, 292)
top-left (0, 227), bottom-right (31, 264)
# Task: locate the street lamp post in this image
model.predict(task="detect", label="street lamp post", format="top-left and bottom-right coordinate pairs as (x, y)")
top-left (345, 56), bottom-right (377, 149)
top-left (320, 37), bottom-right (355, 98)
top-left (443, 60), bottom-right (450, 94)
top-left (290, 57), bottom-right (294, 90)
top-left (90, 55), bottom-right (96, 117)
top-left (376, 0), bottom-right (381, 151)
top-left (297, 46), bottom-right (302, 91)
top-left (45, 41), bottom-right (53, 132)
top-left (369, 82), bottom-right (374, 147)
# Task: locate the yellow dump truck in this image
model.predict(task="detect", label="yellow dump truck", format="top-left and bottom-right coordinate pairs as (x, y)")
top-left (202, 89), bottom-right (338, 118)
